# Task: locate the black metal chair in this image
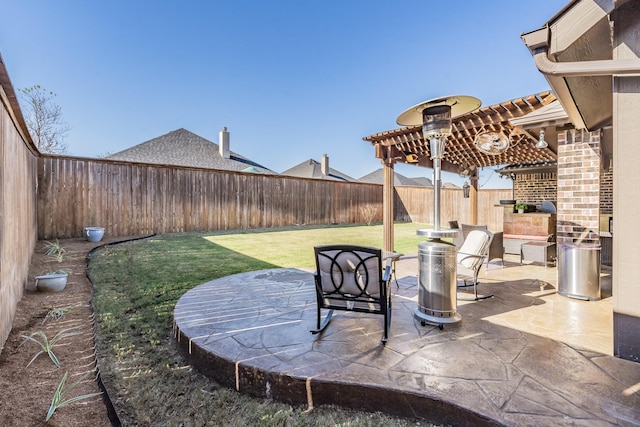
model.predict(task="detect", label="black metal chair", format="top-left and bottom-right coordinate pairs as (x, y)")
top-left (311, 245), bottom-right (392, 345)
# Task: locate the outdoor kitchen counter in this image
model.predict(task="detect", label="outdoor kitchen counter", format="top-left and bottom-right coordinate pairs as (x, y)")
top-left (502, 211), bottom-right (556, 255)
top-left (504, 211), bottom-right (556, 238)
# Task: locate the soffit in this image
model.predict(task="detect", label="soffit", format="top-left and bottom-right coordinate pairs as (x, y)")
top-left (529, 0), bottom-right (616, 131)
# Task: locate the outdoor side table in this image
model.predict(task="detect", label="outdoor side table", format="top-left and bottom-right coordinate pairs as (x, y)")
top-left (520, 241), bottom-right (556, 267)
top-left (383, 251), bottom-right (404, 287)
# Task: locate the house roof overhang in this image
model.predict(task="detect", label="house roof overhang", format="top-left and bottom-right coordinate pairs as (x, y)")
top-left (521, 0), bottom-right (640, 132)
top-left (362, 91), bottom-right (561, 175)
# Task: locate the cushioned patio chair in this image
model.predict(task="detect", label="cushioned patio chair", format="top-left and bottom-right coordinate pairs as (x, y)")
top-left (457, 223), bottom-right (504, 271)
top-left (312, 245), bottom-right (392, 344)
top-left (457, 229), bottom-right (494, 301)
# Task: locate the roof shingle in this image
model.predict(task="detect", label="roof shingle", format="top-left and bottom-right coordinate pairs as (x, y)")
top-left (281, 158), bottom-right (354, 181)
top-left (107, 128), bottom-right (275, 173)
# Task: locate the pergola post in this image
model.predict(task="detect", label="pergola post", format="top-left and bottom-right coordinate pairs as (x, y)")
top-left (382, 158), bottom-right (395, 253)
top-left (469, 173), bottom-right (479, 225)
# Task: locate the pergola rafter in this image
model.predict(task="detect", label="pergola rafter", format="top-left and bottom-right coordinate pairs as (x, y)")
top-left (362, 91), bottom-right (559, 252)
top-left (363, 91), bottom-right (557, 171)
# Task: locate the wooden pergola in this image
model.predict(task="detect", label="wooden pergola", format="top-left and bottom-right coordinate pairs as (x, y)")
top-left (363, 91), bottom-right (559, 252)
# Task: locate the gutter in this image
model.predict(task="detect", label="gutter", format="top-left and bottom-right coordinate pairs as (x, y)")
top-left (522, 24), bottom-right (640, 130)
top-left (523, 27), bottom-right (640, 77)
top-left (531, 46), bottom-right (640, 77)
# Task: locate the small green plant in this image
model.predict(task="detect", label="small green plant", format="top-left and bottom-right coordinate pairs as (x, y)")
top-left (44, 239), bottom-right (66, 262)
top-left (515, 202), bottom-right (527, 210)
top-left (42, 305), bottom-right (76, 325)
top-left (20, 326), bottom-right (83, 368)
top-left (46, 372), bottom-right (103, 422)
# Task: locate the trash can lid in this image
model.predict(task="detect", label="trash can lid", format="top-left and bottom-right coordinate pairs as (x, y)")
top-left (559, 242), bottom-right (601, 250)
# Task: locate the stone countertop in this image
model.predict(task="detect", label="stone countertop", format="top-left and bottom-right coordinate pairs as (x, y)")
top-left (505, 211), bottom-right (556, 216)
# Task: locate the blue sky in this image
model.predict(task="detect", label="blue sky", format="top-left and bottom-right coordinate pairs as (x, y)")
top-left (1, 1), bottom-right (568, 188)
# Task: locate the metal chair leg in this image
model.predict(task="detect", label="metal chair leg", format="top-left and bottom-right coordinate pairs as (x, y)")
top-left (311, 308), bottom-right (334, 334)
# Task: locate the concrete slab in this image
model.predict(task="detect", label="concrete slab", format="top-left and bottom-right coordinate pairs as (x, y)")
top-left (173, 255), bottom-right (640, 426)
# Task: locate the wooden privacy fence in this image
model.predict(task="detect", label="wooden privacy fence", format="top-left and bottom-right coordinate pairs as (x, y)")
top-left (395, 186), bottom-right (512, 230)
top-left (0, 66), bottom-right (39, 351)
top-left (37, 156), bottom-right (512, 240)
top-left (37, 157), bottom-right (383, 239)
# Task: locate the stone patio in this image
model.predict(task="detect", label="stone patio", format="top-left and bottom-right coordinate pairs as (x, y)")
top-left (173, 255), bottom-right (640, 426)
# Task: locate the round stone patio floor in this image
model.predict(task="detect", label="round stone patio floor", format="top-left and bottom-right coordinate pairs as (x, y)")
top-left (173, 258), bottom-right (640, 426)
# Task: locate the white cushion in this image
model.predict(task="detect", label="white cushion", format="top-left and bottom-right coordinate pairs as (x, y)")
top-left (457, 230), bottom-right (490, 270)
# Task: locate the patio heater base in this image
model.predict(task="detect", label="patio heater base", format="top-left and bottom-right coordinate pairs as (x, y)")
top-left (415, 239), bottom-right (461, 329)
top-left (414, 308), bottom-right (462, 330)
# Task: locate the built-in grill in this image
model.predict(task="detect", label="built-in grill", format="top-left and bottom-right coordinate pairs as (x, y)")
top-left (539, 200), bottom-right (557, 214)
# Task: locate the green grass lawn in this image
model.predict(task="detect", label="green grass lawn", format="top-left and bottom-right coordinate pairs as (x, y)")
top-left (204, 222), bottom-right (428, 269)
top-left (89, 223), bottom-right (437, 426)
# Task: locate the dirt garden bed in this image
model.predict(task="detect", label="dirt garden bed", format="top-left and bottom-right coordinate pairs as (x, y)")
top-left (0, 238), bottom-right (119, 426)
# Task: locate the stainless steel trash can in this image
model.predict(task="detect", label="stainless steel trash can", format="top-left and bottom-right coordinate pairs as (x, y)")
top-left (414, 240), bottom-right (461, 327)
top-left (558, 242), bottom-right (601, 300)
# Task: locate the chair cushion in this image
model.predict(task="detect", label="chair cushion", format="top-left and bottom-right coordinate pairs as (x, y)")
top-left (457, 230), bottom-right (490, 270)
top-left (317, 249), bottom-right (380, 298)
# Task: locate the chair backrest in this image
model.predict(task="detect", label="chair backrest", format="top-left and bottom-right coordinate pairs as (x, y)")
top-left (314, 245), bottom-right (383, 301)
top-left (461, 223), bottom-right (488, 237)
top-left (457, 229), bottom-right (492, 271)
top-left (448, 221), bottom-right (464, 247)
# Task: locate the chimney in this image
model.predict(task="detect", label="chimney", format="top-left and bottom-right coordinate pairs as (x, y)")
top-left (219, 126), bottom-right (230, 159)
top-left (321, 154), bottom-right (329, 176)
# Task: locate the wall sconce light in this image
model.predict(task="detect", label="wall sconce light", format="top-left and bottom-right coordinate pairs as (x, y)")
top-left (536, 128), bottom-right (548, 148)
top-left (463, 181), bottom-right (470, 198)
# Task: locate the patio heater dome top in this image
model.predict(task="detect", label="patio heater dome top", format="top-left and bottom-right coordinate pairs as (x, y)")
top-left (396, 95), bottom-right (481, 126)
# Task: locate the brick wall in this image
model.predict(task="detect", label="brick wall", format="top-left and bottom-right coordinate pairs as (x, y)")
top-left (512, 158), bottom-right (612, 218)
top-left (556, 129), bottom-right (602, 244)
top-left (513, 172), bottom-right (557, 207)
top-left (601, 164), bottom-right (613, 214)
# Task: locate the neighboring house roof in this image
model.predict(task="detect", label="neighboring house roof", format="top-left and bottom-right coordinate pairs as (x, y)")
top-left (358, 169), bottom-right (429, 186)
top-left (442, 182), bottom-right (460, 189)
top-left (409, 177), bottom-right (433, 187)
top-left (106, 128), bottom-right (275, 174)
top-left (281, 158), bottom-right (355, 181)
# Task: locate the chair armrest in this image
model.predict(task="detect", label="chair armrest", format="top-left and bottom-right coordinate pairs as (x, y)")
top-left (491, 231), bottom-right (503, 245)
top-left (488, 232), bottom-right (504, 260)
top-left (458, 252), bottom-right (485, 261)
top-left (458, 252), bottom-right (486, 269)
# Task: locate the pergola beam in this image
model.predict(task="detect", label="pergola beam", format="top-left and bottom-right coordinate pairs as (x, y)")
top-left (364, 91), bottom-right (560, 252)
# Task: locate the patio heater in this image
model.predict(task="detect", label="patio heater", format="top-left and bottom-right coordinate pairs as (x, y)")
top-left (397, 95), bottom-right (481, 328)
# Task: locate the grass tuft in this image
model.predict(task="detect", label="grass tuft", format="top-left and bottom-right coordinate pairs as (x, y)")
top-left (46, 372), bottom-right (103, 422)
top-left (21, 326), bottom-right (83, 368)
